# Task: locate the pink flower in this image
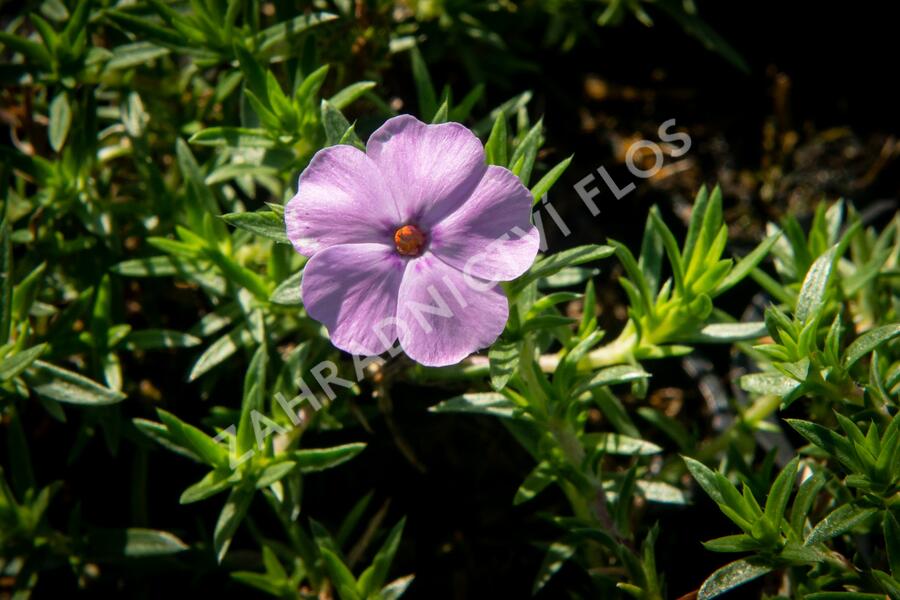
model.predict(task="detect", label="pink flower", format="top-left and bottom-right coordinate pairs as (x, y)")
top-left (285, 115), bottom-right (539, 367)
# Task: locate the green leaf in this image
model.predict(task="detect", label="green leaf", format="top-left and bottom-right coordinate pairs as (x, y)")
top-left (484, 113), bottom-right (508, 167)
top-left (87, 528), bottom-right (189, 558)
top-left (789, 470), bottom-right (825, 536)
top-left (637, 480), bottom-right (688, 504)
top-left (519, 315), bottom-right (577, 333)
top-left (256, 460), bottom-right (298, 488)
top-left (358, 518), bottom-right (406, 596)
top-left (539, 267), bottom-right (597, 289)
top-left (796, 245), bottom-right (838, 322)
top-left (91, 274), bottom-right (113, 355)
top-left (189, 326), bottom-right (253, 381)
top-left (573, 365), bottom-right (650, 396)
top-left (235, 46), bottom-right (268, 108)
top-left (786, 419), bottom-right (860, 473)
top-left (5, 408), bottom-right (34, 496)
top-left (133, 418), bottom-right (203, 462)
top-left (320, 548), bottom-right (361, 600)
top-left (294, 64), bottom-right (329, 105)
top-left (739, 373), bottom-right (799, 396)
top-left (530, 155), bottom-right (573, 205)
top-left (0, 343), bottom-right (47, 381)
top-left (329, 81), bottom-right (376, 110)
top-left (884, 511), bottom-right (900, 577)
top-left (321, 100), bottom-right (360, 147)
top-left (0, 217), bottom-right (11, 343)
top-left (489, 340), bottom-right (520, 391)
top-left (409, 45), bottom-right (437, 120)
top-left (380, 575), bottom-right (415, 600)
top-left (335, 492), bottom-right (374, 548)
top-left (844, 324), bottom-right (900, 368)
top-left (805, 505), bottom-right (878, 546)
top-left (646, 208), bottom-right (686, 299)
top-left (261, 545), bottom-right (288, 580)
top-left (688, 187), bottom-right (721, 275)
top-left (175, 137), bottom-right (220, 220)
top-left (532, 542), bottom-right (575, 595)
top-left (270, 270), bottom-right (303, 305)
top-left (123, 330), bottom-right (201, 350)
top-left (157, 408), bottom-right (229, 468)
top-left (585, 433), bottom-right (662, 456)
top-left (701, 534), bottom-right (760, 553)
top-left (430, 98), bottom-right (449, 124)
top-left (265, 71), bottom-right (294, 125)
top-left (180, 468), bottom-right (238, 504)
top-left (844, 245), bottom-right (892, 295)
top-left (0, 147), bottom-right (53, 184)
top-left (230, 572), bottom-right (287, 596)
top-left (221, 211), bottom-right (289, 243)
top-left (637, 212), bottom-right (664, 295)
top-left (578, 278), bottom-right (597, 335)
top-left (449, 84), bottom-right (484, 122)
top-left (12, 261), bottom-right (46, 322)
top-left (61, 0), bottom-right (91, 44)
top-left (244, 88), bottom-right (280, 134)
top-left (779, 542), bottom-right (828, 564)
top-left (715, 234), bottom-right (781, 295)
top-left (189, 127), bottom-right (275, 148)
top-left (514, 461), bottom-right (554, 505)
top-left (236, 344), bottom-right (267, 455)
top-left (292, 443), bottom-right (366, 473)
top-left (214, 485), bottom-right (254, 563)
top-left (0, 31), bottom-right (52, 64)
top-left (873, 569), bottom-right (900, 600)
top-left (255, 12), bottom-right (338, 54)
top-left (683, 456), bottom-right (727, 505)
top-left (473, 91), bottom-right (532, 136)
top-left (336, 123), bottom-right (363, 146)
top-left (691, 322), bottom-right (767, 343)
top-left (106, 41), bottom-right (170, 70)
top-left (48, 93), bottom-right (72, 152)
top-left (697, 559), bottom-right (771, 600)
top-left (148, 236), bottom-right (201, 260)
top-left (25, 360), bottom-right (126, 405)
top-left (118, 530), bottom-right (189, 558)
top-left (112, 255), bottom-right (188, 277)
top-left (511, 245), bottom-right (614, 295)
top-left (104, 10), bottom-right (188, 50)
top-left (763, 456), bottom-right (799, 527)
top-left (209, 163), bottom-right (273, 188)
top-left (683, 186), bottom-right (710, 264)
top-left (429, 393), bottom-right (522, 419)
top-left (509, 119), bottom-right (543, 186)
top-left (189, 302), bottom-right (240, 338)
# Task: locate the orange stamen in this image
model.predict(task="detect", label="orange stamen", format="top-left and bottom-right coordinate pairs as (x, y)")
top-left (393, 224), bottom-right (426, 256)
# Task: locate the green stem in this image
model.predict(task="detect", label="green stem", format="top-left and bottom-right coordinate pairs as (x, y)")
top-left (583, 325), bottom-right (639, 369)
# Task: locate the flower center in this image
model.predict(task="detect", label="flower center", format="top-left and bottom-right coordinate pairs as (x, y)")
top-left (393, 224), bottom-right (426, 256)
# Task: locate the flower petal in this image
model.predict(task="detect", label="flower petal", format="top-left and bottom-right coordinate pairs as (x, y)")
top-left (286, 145), bottom-right (399, 256)
top-left (396, 255), bottom-right (507, 367)
top-left (430, 165), bottom-right (540, 281)
top-left (366, 115), bottom-right (487, 227)
top-left (301, 243), bottom-right (405, 355)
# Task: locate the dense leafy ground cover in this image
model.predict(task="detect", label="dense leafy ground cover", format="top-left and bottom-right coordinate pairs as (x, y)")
top-left (1, 1), bottom-right (899, 598)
